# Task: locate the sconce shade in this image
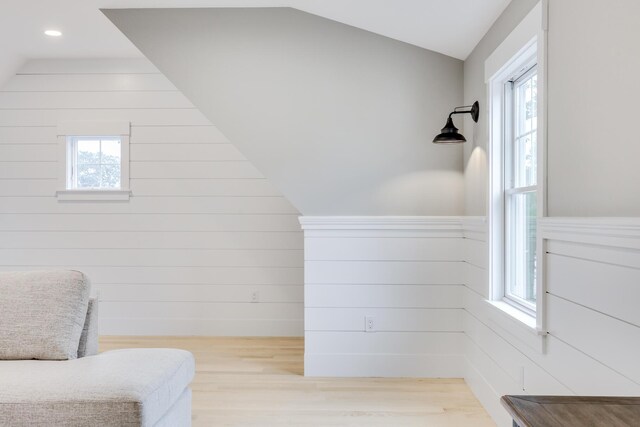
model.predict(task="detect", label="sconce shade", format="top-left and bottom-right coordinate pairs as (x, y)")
top-left (432, 101), bottom-right (479, 144)
top-left (432, 117), bottom-right (467, 144)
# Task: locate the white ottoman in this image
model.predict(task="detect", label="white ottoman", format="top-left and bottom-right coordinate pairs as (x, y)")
top-left (0, 348), bottom-right (195, 426)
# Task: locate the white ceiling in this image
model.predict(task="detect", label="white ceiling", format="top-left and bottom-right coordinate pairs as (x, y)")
top-left (0, 0), bottom-right (510, 86)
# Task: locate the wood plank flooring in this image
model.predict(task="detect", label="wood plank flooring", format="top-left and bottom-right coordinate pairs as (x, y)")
top-left (99, 336), bottom-right (495, 426)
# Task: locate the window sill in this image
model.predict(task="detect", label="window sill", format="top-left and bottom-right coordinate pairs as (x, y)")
top-left (56, 189), bottom-right (131, 201)
top-left (484, 299), bottom-right (547, 354)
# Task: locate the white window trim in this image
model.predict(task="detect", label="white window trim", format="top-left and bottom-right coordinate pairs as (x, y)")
top-left (56, 121), bottom-right (131, 201)
top-left (486, 1), bottom-right (547, 338)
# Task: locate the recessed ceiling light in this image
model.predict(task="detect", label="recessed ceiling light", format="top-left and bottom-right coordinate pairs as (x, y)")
top-left (44, 30), bottom-right (62, 37)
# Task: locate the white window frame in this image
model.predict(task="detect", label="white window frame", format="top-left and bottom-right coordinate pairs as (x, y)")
top-left (56, 121), bottom-right (131, 201)
top-left (66, 136), bottom-right (124, 190)
top-left (503, 60), bottom-right (538, 316)
top-left (486, 1), bottom-right (547, 335)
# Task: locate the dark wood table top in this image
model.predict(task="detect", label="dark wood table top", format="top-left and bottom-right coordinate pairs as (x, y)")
top-left (501, 395), bottom-right (640, 427)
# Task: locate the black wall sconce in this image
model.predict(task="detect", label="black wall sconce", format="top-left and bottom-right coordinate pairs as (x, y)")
top-left (432, 101), bottom-right (480, 144)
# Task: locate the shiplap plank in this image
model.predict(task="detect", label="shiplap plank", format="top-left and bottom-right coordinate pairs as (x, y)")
top-left (0, 196), bottom-right (298, 214)
top-left (0, 91), bottom-right (193, 109)
top-left (547, 295), bottom-right (640, 385)
top-left (304, 237), bottom-right (461, 261)
top-left (130, 125), bottom-right (228, 144)
top-left (547, 240), bottom-right (640, 270)
top-left (305, 331), bottom-right (464, 354)
top-left (100, 318), bottom-right (302, 336)
top-left (129, 143), bottom-right (243, 161)
top-left (0, 213), bottom-right (300, 231)
top-left (0, 265), bottom-right (303, 285)
top-left (0, 108), bottom-right (211, 127)
top-left (0, 231), bottom-right (302, 249)
top-left (305, 260), bottom-right (464, 285)
top-left (130, 178), bottom-right (280, 197)
top-left (465, 237), bottom-right (487, 268)
top-left (0, 144), bottom-right (57, 161)
top-left (465, 263), bottom-right (488, 298)
top-left (18, 59), bottom-right (159, 75)
top-left (305, 308), bottom-right (462, 332)
top-left (2, 74), bottom-right (177, 92)
top-left (0, 179), bottom-right (55, 196)
top-left (0, 248), bottom-right (302, 267)
top-left (0, 162), bottom-right (57, 179)
top-left (130, 161), bottom-right (263, 179)
top-left (100, 301), bottom-right (302, 320)
top-left (96, 283), bottom-right (302, 303)
top-left (0, 127), bottom-right (56, 143)
top-left (547, 253), bottom-right (640, 327)
top-left (305, 284), bottom-right (463, 308)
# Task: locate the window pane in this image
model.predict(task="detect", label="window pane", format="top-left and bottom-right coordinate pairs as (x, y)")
top-left (101, 164), bottom-right (121, 188)
top-left (514, 131), bottom-right (537, 187)
top-left (76, 164), bottom-right (100, 188)
top-left (77, 140), bottom-right (100, 166)
top-left (513, 71), bottom-right (537, 188)
top-left (100, 139), bottom-right (121, 164)
top-left (506, 191), bottom-right (537, 306)
top-left (69, 136), bottom-right (122, 189)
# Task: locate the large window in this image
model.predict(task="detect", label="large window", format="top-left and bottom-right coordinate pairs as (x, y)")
top-left (488, 32), bottom-right (542, 323)
top-left (504, 65), bottom-right (538, 313)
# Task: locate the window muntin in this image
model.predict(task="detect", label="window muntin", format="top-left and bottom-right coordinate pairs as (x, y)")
top-left (504, 65), bottom-right (538, 312)
top-left (67, 136), bottom-right (122, 190)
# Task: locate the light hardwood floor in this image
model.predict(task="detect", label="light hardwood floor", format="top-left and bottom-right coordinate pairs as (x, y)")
top-left (100, 337), bottom-right (495, 427)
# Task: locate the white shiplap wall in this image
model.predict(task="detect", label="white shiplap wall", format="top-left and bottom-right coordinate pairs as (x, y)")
top-left (463, 217), bottom-right (640, 427)
top-left (300, 217), bottom-right (466, 377)
top-left (0, 59), bottom-right (303, 336)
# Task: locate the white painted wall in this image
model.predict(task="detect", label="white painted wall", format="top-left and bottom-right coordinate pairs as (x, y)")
top-left (464, 0), bottom-right (640, 217)
top-left (462, 0), bottom-right (539, 216)
top-left (298, 214), bottom-right (640, 427)
top-left (461, 2), bottom-right (640, 424)
top-left (300, 217), bottom-right (465, 377)
top-left (463, 218), bottom-right (640, 427)
top-left (546, 0), bottom-right (640, 216)
top-left (0, 58), bottom-right (303, 336)
top-left (103, 7), bottom-right (465, 216)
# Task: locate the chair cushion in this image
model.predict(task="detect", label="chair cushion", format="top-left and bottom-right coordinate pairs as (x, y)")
top-left (0, 348), bottom-right (195, 427)
top-left (0, 270), bottom-right (90, 360)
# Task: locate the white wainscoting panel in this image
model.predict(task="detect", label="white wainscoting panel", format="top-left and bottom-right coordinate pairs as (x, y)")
top-left (300, 216), bottom-right (465, 377)
top-left (0, 59), bottom-right (303, 336)
top-left (463, 217), bottom-right (640, 427)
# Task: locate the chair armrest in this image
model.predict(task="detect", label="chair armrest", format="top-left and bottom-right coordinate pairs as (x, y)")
top-left (77, 297), bottom-right (99, 358)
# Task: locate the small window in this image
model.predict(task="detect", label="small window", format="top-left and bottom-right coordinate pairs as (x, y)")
top-left (56, 121), bottom-right (130, 201)
top-left (67, 136), bottom-right (122, 190)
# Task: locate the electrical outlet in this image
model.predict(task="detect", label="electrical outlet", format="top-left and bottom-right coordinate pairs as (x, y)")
top-left (365, 316), bottom-right (375, 332)
top-left (251, 291), bottom-right (259, 303)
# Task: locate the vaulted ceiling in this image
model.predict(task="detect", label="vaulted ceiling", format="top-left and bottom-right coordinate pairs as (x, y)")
top-left (0, 0), bottom-right (510, 87)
